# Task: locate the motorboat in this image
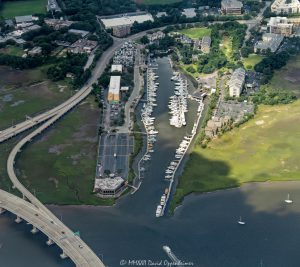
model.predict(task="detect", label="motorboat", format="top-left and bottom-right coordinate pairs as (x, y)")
top-left (285, 194), bottom-right (293, 204)
top-left (156, 205), bottom-right (162, 217)
top-left (237, 216), bottom-right (246, 225)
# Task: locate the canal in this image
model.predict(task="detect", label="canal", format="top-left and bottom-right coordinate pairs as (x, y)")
top-left (1, 57), bottom-right (300, 267)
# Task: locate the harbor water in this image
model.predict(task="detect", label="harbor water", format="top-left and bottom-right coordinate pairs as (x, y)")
top-left (1, 57), bottom-right (300, 267)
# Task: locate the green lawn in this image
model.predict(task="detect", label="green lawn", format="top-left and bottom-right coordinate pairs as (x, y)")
top-left (0, 45), bottom-right (24, 57)
top-left (243, 54), bottom-right (263, 70)
top-left (269, 55), bottom-right (300, 97)
top-left (16, 96), bottom-right (114, 205)
top-left (178, 27), bottom-right (212, 40)
top-left (135, 0), bottom-right (182, 4)
top-left (171, 100), bottom-right (300, 211)
top-left (0, 0), bottom-right (46, 18)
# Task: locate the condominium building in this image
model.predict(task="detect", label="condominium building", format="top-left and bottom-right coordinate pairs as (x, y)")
top-left (221, 0), bottom-right (243, 15)
top-left (271, 0), bottom-right (300, 14)
top-left (268, 17), bottom-right (293, 36)
top-left (254, 33), bottom-right (284, 53)
top-left (228, 68), bottom-right (245, 97)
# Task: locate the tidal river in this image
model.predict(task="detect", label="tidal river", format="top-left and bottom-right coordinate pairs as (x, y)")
top-left (1, 57), bottom-right (300, 267)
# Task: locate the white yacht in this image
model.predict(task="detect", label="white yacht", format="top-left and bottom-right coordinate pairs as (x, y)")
top-left (237, 216), bottom-right (246, 225)
top-left (156, 205), bottom-right (162, 217)
top-left (285, 194), bottom-right (293, 204)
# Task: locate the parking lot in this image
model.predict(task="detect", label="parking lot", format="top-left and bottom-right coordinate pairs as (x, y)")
top-left (96, 133), bottom-right (134, 179)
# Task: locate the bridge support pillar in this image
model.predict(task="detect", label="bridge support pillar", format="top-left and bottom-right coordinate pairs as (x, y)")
top-left (60, 251), bottom-right (69, 259)
top-left (0, 208), bottom-right (6, 214)
top-left (46, 238), bottom-right (54, 246)
top-left (15, 216), bottom-right (23, 223)
top-left (31, 226), bottom-right (39, 234)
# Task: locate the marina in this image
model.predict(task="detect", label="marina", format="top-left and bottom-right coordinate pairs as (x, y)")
top-left (1, 57), bottom-right (300, 267)
top-left (138, 65), bottom-right (159, 181)
top-left (168, 74), bottom-right (188, 128)
top-left (156, 98), bottom-right (204, 217)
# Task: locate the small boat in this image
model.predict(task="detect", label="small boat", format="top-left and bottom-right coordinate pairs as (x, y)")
top-left (237, 216), bottom-right (245, 225)
top-left (156, 205), bottom-right (162, 217)
top-left (285, 193), bottom-right (293, 204)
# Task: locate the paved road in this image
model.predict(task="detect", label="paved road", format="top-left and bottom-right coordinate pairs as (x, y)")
top-left (0, 30), bottom-right (150, 143)
top-left (0, 29), bottom-right (156, 267)
top-left (0, 188), bottom-right (105, 267)
top-left (241, 1), bottom-right (271, 46)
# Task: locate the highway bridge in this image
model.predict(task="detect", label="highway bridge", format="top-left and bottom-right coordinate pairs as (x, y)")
top-left (0, 188), bottom-right (105, 267)
top-left (0, 30), bottom-right (153, 266)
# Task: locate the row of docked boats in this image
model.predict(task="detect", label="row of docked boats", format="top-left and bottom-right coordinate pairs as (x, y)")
top-left (165, 135), bottom-right (193, 179)
top-left (156, 188), bottom-right (169, 217)
top-left (169, 73), bottom-right (188, 128)
top-left (141, 68), bottom-right (159, 162)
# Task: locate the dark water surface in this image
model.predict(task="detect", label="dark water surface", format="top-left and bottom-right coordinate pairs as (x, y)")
top-left (1, 57), bottom-right (300, 267)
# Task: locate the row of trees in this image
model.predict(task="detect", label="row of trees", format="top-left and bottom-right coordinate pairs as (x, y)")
top-left (47, 53), bottom-right (88, 87)
top-left (0, 54), bottom-right (45, 69)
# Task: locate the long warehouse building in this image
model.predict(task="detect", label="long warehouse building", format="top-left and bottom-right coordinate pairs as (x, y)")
top-left (108, 76), bottom-right (121, 103)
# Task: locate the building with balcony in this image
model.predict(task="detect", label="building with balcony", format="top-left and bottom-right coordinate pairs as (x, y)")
top-left (268, 17), bottom-right (293, 36)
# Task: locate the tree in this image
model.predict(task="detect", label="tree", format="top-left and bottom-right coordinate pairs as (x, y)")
top-left (140, 35), bottom-right (149, 44)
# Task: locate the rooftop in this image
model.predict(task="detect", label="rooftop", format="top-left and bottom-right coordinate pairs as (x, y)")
top-left (221, 0), bottom-right (243, 8)
top-left (94, 177), bottom-right (124, 191)
top-left (255, 33), bottom-right (284, 52)
top-left (15, 15), bottom-right (34, 24)
top-left (101, 13), bottom-right (153, 28)
top-left (268, 16), bottom-right (291, 26)
top-left (182, 8), bottom-right (197, 18)
top-left (111, 64), bottom-right (123, 73)
top-left (228, 67), bottom-right (245, 91)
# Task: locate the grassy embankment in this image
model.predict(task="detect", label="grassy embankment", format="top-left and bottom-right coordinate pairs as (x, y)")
top-left (178, 27), bottom-right (212, 40)
top-left (0, 0), bottom-right (46, 18)
top-left (170, 56), bottom-right (300, 211)
top-left (16, 96), bottom-right (114, 205)
top-left (0, 65), bottom-right (71, 130)
top-left (0, 46), bottom-right (24, 57)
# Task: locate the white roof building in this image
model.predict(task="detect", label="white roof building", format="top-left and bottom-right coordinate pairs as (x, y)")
top-left (101, 13), bottom-right (154, 29)
top-left (254, 33), bottom-right (284, 53)
top-left (15, 15), bottom-right (35, 24)
top-left (182, 8), bottom-right (197, 18)
top-left (108, 76), bottom-right (121, 103)
top-left (111, 64), bottom-right (123, 73)
top-left (228, 68), bottom-right (245, 97)
top-left (267, 17), bottom-right (293, 36)
top-left (68, 29), bottom-right (89, 37)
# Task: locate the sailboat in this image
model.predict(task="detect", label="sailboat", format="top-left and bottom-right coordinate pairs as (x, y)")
top-left (285, 193), bottom-right (293, 204)
top-left (237, 216), bottom-right (246, 225)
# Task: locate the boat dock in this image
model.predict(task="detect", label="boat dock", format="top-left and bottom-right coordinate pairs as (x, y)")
top-left (156, 99), bottom-right (204, 217)
top-left (138, 66), bottom-right (159, 182)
